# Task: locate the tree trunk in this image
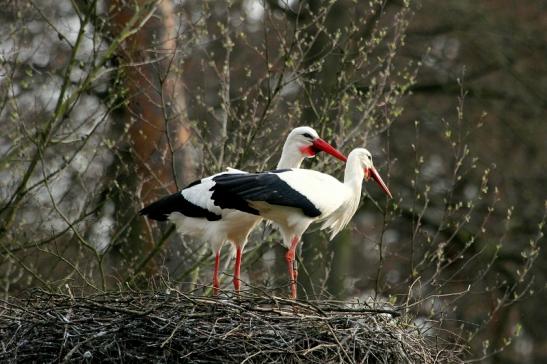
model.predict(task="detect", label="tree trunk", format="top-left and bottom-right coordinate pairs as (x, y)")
top-left (106, 0), bottom-right (198, 280)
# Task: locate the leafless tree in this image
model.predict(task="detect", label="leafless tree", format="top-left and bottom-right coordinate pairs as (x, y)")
top-left (0, 1), bottom-right (544, 362)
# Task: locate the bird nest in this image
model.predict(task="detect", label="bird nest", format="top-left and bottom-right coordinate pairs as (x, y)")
top-left (0, 289), bottom-right (460, 363)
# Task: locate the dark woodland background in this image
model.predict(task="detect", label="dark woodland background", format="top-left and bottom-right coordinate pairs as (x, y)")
top-left (0, 0), bottom-right (545, 362)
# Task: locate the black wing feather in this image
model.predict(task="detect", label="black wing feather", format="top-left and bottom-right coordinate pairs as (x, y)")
top-left (210, 170), bottom-right (321, 218)
top-left (140, 189), bottom-right (221, 221)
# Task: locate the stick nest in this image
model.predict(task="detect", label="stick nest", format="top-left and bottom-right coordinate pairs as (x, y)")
top-left (1, 289), bottom-right (460, 363)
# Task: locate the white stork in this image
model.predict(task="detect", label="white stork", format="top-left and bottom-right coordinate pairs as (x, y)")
top-left (207, 148), bottom-right (392, 299)
top-left (139, 127), bottom-right (346, 294)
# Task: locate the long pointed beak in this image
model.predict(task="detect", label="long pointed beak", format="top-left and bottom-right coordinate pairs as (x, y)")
top-left (312, 138), bottom-right (347, 162)
top-left (366, 166), bottom-right (393, 198)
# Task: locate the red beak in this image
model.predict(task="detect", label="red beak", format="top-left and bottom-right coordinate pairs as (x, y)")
top-left (366, 166), bottom-right (392, 198)
top-left (312, 138), bottom-right (347, 162)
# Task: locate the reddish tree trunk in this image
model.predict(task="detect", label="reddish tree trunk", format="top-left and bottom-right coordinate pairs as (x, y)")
top-left (107, 0), bottom-right (198, 278)
top-left (108, 0), bottom-right (197, 202)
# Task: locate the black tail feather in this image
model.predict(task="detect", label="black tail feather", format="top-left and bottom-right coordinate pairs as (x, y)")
top-left (140, 192), bottom-right (221, 222)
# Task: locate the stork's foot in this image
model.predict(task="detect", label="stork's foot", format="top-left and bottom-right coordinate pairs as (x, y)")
top-left (233, 247), bottom-right (243, 295)
top-left (285, 249), bottom-right (298, 299)
top-left (233, 277), bottom-right (240, 294)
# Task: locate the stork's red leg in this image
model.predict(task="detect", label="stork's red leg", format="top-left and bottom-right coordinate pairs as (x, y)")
top-left (285, 236), bottom-right (300, 299)
top-left (213, 250), bottom-right (221, 296)
top-left (233, 247), bottom-right (243, 294)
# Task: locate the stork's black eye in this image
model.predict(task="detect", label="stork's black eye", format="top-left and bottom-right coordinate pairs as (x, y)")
top-left (302, 133), bottom-right (313, 139)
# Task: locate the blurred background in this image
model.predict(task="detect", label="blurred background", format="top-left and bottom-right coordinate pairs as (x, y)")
top-left (0, 0), bottom-right (545, 362)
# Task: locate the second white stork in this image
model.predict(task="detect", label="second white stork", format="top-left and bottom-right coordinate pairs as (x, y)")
top-left (139, 127), bottom-right (346, 294)
top-left (207, 148), bottom-right (392, 299)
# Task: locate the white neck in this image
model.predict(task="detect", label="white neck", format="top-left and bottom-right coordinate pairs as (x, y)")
top-left (276, 143), bottom-right (305, 169)
top-left (320, 152), bottom-right (364, 240)
top-left (344, 153), bottom-right (365, 196)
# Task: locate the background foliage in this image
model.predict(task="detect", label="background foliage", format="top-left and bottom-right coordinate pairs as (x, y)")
top-left (0, 0), bottom-right (545, 362)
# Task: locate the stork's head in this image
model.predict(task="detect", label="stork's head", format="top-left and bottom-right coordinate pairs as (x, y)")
top-left (350, 148), bottom-right (392, 198)
top-left (285, 126), bottom-right (347, 162)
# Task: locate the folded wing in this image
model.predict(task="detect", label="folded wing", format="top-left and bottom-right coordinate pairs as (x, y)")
top-left (210, 170), bottom-right (322, 218)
